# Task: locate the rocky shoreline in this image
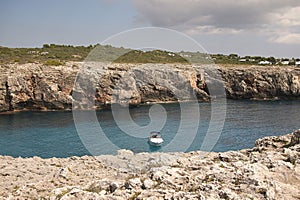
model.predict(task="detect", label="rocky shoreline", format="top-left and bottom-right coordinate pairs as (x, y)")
top-left (1, 63), bottom-right (300, 112)
top-left (0, 130), bottom-right (299, 199)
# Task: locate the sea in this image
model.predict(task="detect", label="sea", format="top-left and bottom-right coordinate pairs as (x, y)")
top-left (0, 99), bottom-right (299, 158)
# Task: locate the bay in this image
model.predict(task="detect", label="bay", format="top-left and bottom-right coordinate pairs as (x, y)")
top-left (0, 100), bottom-right (299, 158)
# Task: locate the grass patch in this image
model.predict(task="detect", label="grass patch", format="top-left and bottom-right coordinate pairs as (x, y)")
top-left (44, 59), bottom-right (64, 66)
top-left (128, 191), bottom-right (141, 200)
top-left (55, 188), bottom-right (71, 199)
top-left (12, 185), bottom-right (20, 193)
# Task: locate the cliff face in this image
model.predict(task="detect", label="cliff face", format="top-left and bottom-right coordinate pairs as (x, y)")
top-left (222, 66), bottom-right (300, 100)
top-left (0, 64), bottom-right (77, 112)
top-left (1, 63), bottom-right (300, 112)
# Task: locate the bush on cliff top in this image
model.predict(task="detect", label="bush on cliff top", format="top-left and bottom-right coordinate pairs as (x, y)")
top-left (44, 59), bottom-right (65, 66)
top-left (113, 50), bottom-right (189, 64)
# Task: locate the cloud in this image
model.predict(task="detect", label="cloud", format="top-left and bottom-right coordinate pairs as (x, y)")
top-left (271, 6), bottom-right (300, 27)
top-left (184, 25), bottom-right (242, 35)
top-left (132, 0), bottom-right (300, 35)
top-left (271, 33), bottom-right (300, 44)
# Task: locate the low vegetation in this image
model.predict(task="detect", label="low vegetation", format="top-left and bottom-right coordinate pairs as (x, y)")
top-left (0, 44), bottom-right (299, 66)
top-left (0, 44), bottom-right (129, 65)
top-left (113, 50), bottom-right (189, 64)
top-left (44, 59), bottom-right (65, 66)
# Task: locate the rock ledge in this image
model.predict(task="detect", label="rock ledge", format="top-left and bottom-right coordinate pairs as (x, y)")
top-left (0, 130), bottom-right (300, 199)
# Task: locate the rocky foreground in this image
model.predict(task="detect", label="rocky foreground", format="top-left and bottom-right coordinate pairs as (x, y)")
top-left (0, 130), bottom-right (299, 199)
top-left (1, 63), bottom-right (300, 112)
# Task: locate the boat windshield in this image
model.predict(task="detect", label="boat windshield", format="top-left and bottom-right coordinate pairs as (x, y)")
top-left (150, 132), bottom-right (161, 138)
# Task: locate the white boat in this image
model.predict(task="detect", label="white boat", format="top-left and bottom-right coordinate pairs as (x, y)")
top-left (148, 131), bottom-right (164, 146)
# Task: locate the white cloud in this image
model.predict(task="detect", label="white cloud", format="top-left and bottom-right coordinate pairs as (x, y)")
top-left (184, 25), bottom-right (242, 35)
top-left (272, 33), bottom-right (300, 44)
top-left (271, 7), bottom-right (300, 27)
top-left (132, 0), bottom-right (300, 45)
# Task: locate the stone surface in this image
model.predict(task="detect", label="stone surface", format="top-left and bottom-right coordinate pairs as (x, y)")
top-left (1, 130), bottom-right (300, 199)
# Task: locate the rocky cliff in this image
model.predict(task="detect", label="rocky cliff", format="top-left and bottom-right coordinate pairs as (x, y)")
top-left (222, 65), bottom-right (300, 100)
top-left (1, 130), bottom-right (299, 199)
top-left (1, 63), bottom-right (300, 112)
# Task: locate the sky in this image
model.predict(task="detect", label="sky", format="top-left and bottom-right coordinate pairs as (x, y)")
top-left (0, 0), bottom-right (300, 58)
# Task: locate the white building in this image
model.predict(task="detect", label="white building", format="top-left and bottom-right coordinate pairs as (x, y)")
top-left (258, 60), bottom-right (271, 65)
top-left (179, 53), bottom-right (191, 58)
top-left (40, 51), bottom-right (49, 55)
top-left (281, 61), bottom-right (290, 65)
top-left (296, 61), bottom-right (300, 66)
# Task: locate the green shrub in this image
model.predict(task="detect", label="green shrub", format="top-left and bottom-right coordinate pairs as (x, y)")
top-left (113, 50), bottom-right (189, 64)
top-left (44, 59), bottom-right (64, 66)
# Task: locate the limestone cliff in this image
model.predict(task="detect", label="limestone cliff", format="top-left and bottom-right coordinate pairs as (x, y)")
top-left (1, 63), bottom-right (300, 112)
top-left (222, 65), bottom-right (300, 100)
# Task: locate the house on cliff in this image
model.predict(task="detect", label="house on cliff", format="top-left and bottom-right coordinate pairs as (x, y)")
top-left (258, 60), bottom-right (271, 65)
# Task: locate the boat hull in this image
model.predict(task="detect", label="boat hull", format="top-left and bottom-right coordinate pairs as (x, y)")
top-left (148, 138), bottom-right (164, 146)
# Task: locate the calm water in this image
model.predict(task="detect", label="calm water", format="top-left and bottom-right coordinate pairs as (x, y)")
top-left (0, 100), bottom-right (299, 158)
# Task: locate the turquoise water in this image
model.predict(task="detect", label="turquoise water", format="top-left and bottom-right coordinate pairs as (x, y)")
top-left (0, 100), bottom-right (299, 158)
